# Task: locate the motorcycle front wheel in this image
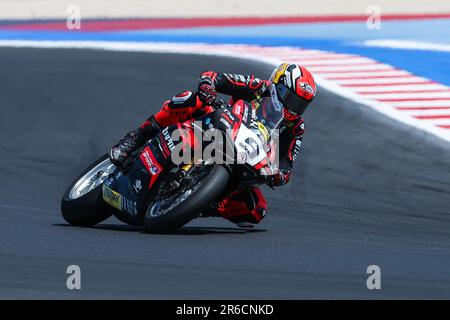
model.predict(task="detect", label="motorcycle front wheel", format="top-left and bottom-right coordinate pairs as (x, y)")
top-left (144, 164), bottom-right (230, 234)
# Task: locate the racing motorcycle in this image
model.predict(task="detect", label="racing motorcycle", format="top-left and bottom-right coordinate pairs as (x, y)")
top-left (61, 94), bottom-right (284, 233)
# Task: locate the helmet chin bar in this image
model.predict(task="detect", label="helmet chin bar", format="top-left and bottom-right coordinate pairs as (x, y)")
top-left (286, 109), bottom-right (297, 116)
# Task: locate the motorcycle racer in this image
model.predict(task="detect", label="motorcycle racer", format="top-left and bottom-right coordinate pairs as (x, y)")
top-left (109, 63), bottom-right (317, 227)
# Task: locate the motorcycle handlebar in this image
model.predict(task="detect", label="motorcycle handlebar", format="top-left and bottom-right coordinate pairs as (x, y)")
top-left (210, 99), bottom-right (230, 109)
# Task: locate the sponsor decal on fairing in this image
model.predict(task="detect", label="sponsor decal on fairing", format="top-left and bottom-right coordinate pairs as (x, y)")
top-left (102, 185), bottom-right (122, 211)
top-left (140, 146), bottom-right (162, 176)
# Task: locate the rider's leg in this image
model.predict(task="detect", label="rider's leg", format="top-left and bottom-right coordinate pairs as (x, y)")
top-left (110, 91), bottom-right (212, 166)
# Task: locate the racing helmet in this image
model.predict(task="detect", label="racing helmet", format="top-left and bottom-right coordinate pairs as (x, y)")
top-left (269, 63), bottom-right (317, 116)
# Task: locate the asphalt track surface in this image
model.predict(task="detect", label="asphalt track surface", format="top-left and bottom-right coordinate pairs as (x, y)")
top-left (1, 47), bottom-right (450, 299)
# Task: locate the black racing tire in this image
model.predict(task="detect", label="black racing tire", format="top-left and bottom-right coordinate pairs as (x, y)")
top-left (144, 165), bottom-right (230, 234)
top-left (61, 154), bottom-right (113, 227)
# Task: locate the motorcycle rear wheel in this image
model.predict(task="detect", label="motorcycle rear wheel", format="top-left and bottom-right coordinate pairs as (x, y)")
top-left (61, 154), bottom-right (114, 226)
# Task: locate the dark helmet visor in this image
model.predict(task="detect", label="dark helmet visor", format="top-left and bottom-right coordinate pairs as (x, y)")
top-left (276, 83), bottom-right (312, 115)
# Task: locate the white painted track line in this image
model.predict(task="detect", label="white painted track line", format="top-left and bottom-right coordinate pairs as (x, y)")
top-left (0, 40), bottom-right (449, 142)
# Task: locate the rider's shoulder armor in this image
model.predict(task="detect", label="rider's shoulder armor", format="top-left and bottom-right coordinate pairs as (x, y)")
top-left (167, 91), bottom-right (198, 108)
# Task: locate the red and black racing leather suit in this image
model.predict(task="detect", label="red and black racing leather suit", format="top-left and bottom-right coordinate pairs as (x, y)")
top-left (136, 71), bottom-right (304, 224)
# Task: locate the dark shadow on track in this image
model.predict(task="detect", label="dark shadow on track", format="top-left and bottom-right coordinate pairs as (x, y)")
top-left (54, 223), bottom-right (266, 235)
top-left (168, 226), bottom-right (266, 235)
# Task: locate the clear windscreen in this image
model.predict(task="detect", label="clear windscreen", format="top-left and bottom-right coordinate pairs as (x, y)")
top-left (247, 96), bottom-right (283, 171)
top-left (250, 96), bottom-right (284, 135)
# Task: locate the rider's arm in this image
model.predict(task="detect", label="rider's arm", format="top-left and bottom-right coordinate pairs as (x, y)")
top-left (199, 71), bottom-right (268, 101)
top-left (268, 116), bottom-right (304, 187)
top-left (281, 116), bottom-right (304, 166)
top-left (143, 71), bottom-right (266, 135)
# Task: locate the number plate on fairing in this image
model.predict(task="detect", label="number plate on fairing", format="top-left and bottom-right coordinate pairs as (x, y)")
top-left (234, 125), bottom-right (268, 166)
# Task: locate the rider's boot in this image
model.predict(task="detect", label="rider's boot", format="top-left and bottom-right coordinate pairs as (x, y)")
top-left (199, 187), bottom-right (267, 228)
top-left (110, 116), bottom-right (160, 167)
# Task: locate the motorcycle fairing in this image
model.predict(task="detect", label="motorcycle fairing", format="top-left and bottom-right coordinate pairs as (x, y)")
top-left (102, 135), bottom-right (170, 218)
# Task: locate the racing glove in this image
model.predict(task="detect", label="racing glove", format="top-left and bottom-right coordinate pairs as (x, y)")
top-left (266, 169), bottom-right (291, 187)
top-left (197, 79), bottom-right (217, 105)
